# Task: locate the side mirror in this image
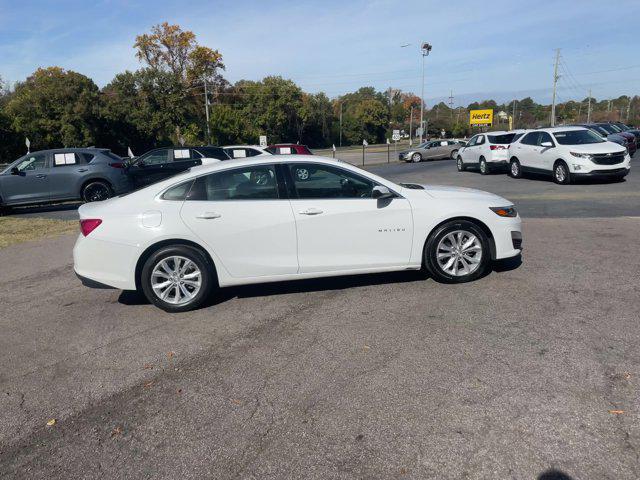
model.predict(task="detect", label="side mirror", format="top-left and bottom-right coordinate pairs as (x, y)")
top-left (540, 141), bottom-right (553, 148)
top-left (372, 185), bottom-right (394, 199)
top-left (10, 167), bottom-right (20, 175)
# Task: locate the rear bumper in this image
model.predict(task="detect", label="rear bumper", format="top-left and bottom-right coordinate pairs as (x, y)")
top-left (75, 271), bottom-right (115, 289)
top-left (73, 234), bottom-right (139, 290)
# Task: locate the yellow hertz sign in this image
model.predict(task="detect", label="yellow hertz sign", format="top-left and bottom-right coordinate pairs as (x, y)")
top-left (469, 109), bottom-right (493, 127)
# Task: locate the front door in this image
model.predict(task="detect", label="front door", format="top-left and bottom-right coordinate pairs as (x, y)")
top-left (285, 162), bottom-right (413, 273)
top-left (179, 164), bottom-right (298, 278)
top-left (0, 152), bottom-right (50, 204)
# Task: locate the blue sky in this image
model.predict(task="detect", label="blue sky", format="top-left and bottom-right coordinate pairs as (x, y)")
top-left (1, 0), bottom-right (639, 105)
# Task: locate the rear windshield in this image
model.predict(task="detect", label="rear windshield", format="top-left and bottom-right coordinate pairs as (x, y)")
top-left (488, 134), bottom-right (516, 144)
top-left (553, 130), bottom-right (605, 145)
top-left (196, 147), bottom-right (230, 160)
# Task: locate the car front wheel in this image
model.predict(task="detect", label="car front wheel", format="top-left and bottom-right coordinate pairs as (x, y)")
top-left (140, 245), bottom-right (214, 312)
top-left (509, 159), bottom-right (522, 178)
top-left (456, 156), bottom-right (466, 172)
top-left (411, 153), bottom-right (422, 162)
top-left (424, 220), bottom-right (491, 283)
top-left (553, 161), bottom-right (571, 185)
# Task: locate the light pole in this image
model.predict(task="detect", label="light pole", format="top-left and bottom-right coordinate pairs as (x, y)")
top-left (419, 42), bottom-right (432, 143)
top-left (203, 77), bottom-right (211, 145)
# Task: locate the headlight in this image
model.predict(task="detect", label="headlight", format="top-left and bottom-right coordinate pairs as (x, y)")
top-left (570, 152), bottom-right (593, 160)
top-left (490, 206), bottom-right (517, 217)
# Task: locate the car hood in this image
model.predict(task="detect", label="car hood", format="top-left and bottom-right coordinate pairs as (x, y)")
top-left (405, 184), bottom-right (512, 204)
top-left (566, 142), bottom-right (626, 155)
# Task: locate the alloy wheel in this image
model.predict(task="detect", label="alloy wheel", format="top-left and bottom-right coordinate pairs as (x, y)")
top-left (151, 256), bottom-right (202, 305)
top-left (436, 230), bottom-right (483, 277)
top-left (85, 183), bottom-right (110, 202)
top-left (555, 164), bottom-right (567, 183)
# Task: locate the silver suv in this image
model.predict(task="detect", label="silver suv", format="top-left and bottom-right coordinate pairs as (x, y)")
top-left (0, 148), bottom-right (133, 211)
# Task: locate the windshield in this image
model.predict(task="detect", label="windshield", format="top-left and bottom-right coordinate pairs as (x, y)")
top-left (488, 133), bottom-right (516, 144)
top-left (597, 124), bottom-right (618, 134)
top-left (553, 130), bottom-right (605, 145)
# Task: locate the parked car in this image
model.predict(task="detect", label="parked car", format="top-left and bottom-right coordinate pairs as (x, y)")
top-left (125, 146), bottom-right (229, 188)
top-left (508, 127), bottom-right (630, 184)
top-left (595, 123), bottom-right (637, 156)
top-left (456, 131), bottom-right (521, 174)
top-left (266, 144), bottom-right (313, 155)
top-left (74, 155), bottom-right (523, 312)
top-left (611, 122), bottom-right (640, 144)
top-left (398, 140), bottom-right (462, 162)
top-left (223, 145), bottom-right (272, 159)
top-left (575, 123), bottom-right (629, 151)
top-left (0, 148), bottom-right (132, 211)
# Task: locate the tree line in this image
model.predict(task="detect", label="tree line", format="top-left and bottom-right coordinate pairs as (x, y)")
top-left (1, 23), bottom-right (638, 162)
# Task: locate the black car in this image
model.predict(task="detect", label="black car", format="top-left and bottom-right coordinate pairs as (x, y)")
top-left (125, 146), bottom-right (230, 187)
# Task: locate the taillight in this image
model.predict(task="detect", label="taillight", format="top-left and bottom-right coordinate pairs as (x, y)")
top-left (80, 219), bottom-right (102, 236)
top-left (490, 145), bottom-right (507, 150)
top-left (109, 162), bottom-right (125, 168)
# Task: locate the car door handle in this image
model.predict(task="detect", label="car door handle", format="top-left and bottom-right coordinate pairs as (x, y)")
top-left (77, 168), bottom-right (88, 172)
top-left (36, 174), bottom-right (47, 179)
top-left (299, 208), bottom-right (323, 215)
top-left (196, 212), bottom-right (222, 219)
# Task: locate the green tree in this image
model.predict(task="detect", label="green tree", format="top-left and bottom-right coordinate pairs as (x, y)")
top-left (6, 67), bottom-right (101, 150)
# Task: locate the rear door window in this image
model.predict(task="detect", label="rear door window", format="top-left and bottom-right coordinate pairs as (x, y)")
top-left (53, 153), bottom-right (80, 166)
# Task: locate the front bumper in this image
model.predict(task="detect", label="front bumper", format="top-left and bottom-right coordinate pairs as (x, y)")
top-left (572, 167), bottom-right (630, 178)
top-left (491, 216), bottom-right (522, 260)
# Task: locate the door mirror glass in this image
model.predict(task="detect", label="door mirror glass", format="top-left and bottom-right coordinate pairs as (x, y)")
top-left (540, 141), bottom-right (553, 148)
top-left (11, 167), bottom-right (21, 175)
top-left (372, 185), bottom-right (393, 199)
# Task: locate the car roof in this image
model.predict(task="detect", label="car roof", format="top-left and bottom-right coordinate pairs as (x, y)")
top-left (536, 126), bottom-right (587, 133)
top-left (25, 147), bottom-right (111, 154)
top-left (223, 145), bottom-right (265, 149)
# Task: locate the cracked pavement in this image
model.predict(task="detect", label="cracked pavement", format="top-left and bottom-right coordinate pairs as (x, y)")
top-left (1, 161), bottom-right (639, 479)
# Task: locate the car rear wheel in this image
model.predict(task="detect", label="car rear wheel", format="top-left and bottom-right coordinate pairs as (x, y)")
top-left (449, 149), bottom-right (458, 160)
top-left (456, 156), bottom-right (466, 172)
top-left (411, 153), bottom-right (422, 163)
top-left (553, 161), bottom-right (571, 185)
top-left (141, 245), bottom-right (214, 312)
top-left (509, 159), bottom-right (522, 178)
top-left (82, 181), bottom-right (113, 203)
top-left (479, 157), bottom-right (489, 175)
top-left (424, 220), bottom-right (490, 283)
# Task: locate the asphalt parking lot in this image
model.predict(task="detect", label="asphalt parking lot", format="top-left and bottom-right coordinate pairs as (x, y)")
top-left (1, 156), bottom-right (639, 479)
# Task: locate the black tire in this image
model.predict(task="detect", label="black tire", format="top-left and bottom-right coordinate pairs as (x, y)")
top-left (553, 161), bottom-right (571, 185)
top-left (424, 220), bottom-right (491, 284)
top-left (140, 245), bottom-right (215, 313)
top-left (479, 157), bottom-right (489, 175)
top-left (449, 149), bottom-right (458, 160)
top-left (82, 181), bottom-right (113, 203)
top-left (456, 156), bottom-right (466, 172)
top-left (509, 158), bottom-right (522, 178)
top-left (411, 153), bottom-right (422, 163)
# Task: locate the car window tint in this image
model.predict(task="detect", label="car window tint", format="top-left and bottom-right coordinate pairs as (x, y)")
top-left (196, 147), bottom-right (230, 160)
top-left (81, 153), bottom-right (95, 163)
top-left (488, 133), bottom-right (516, 144)
top-left (15, 153), bottom-right (47, 171)
top-left (521, 132), bottom-right (540, 145)
top-left (537, 132), bottom-right (553, 145)
top-left (141, 150), bottom-right (170, 165)
top-left (289, 163), bottom-right (374, 199)
top-left (476, 135), bottom-right (485, 145)
top-left (162, 180), bottom-right (194, 201)
top-left (187, 165), bottom-right (278, 201)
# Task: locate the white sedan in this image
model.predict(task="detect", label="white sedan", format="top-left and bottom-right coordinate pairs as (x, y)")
top-left (74, 156), bottom-right (523, 312)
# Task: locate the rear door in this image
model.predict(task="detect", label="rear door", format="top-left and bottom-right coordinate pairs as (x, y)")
top-left (48, 152), bottom-right (87, 200)
top-left (0, 152), bottom-right (50, 204)
top-left (286, 162), bottom-right (413, 273)
top-left (517, 132), bottom-right (542, 169)
top-left (179, 164), bottom-right (299, 278)
top-left (126, 148), bottom-right (187, 187)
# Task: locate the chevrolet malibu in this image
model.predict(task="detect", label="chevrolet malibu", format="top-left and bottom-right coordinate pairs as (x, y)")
top-left (74, 156), bottom-right (523, 312)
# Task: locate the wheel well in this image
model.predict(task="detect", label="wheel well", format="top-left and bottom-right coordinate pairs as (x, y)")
top-left (80, 178), bottom-right (113, 196)
top-left (423, 216), bottom-right (497, 264)
top-left (509, 156), bottom-right (519, 163)
top-left (553, 159), bottom-right (567, 168)
top-left (134, 239), bottom-right (217, 290)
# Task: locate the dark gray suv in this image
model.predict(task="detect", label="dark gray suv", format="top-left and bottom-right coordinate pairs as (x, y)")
top-left (0, 148), bottom-right (133, 210)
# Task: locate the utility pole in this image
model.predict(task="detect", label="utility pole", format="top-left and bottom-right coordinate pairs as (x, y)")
top-left (203, 77), bottom-right (211, 144)
top-left (409, 105), bottom-right (413, 146)
top-left (627, 98), bottom-right (632, 123)
top-left (550, 48), bottom-right (561, 127)
top-left (339, 102), bottom-right (343, 147)
top-left (587, 89), bottom-right (592, 123)
top-left (512, 99), bottom-right (517, 129)
top-left (448, 90), bottom-right (454, 121)
top-left (419, 42), bottom-right (432, 143)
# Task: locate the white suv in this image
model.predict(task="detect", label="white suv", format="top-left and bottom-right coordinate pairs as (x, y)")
top-left (508, 127), bottom-right (631, 184)
top-left (457, 131), bottom-right (521, 174)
